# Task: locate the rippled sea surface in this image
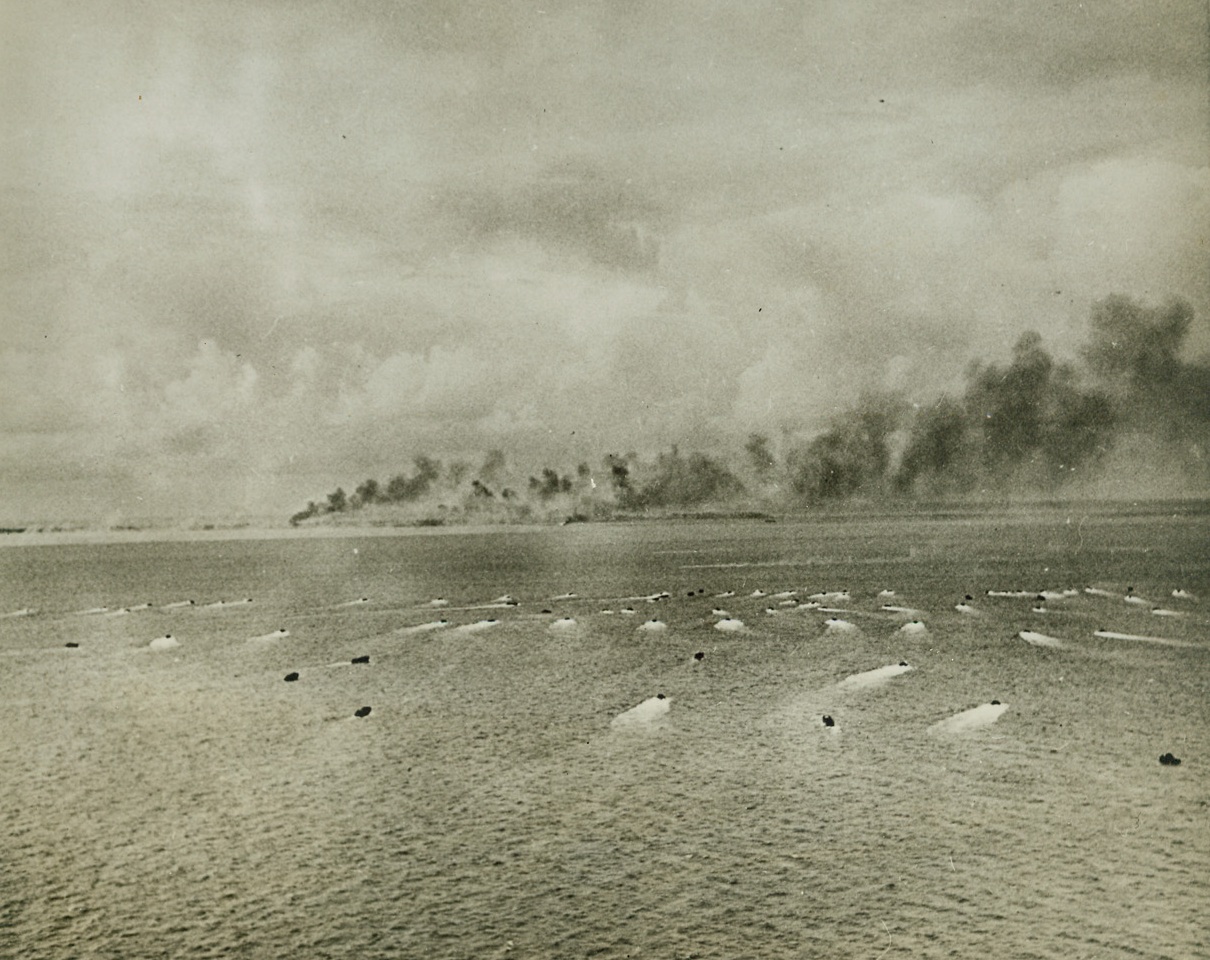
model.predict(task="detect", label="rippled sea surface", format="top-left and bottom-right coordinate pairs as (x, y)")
top-left (2, 508), bottom-right (1208, 959)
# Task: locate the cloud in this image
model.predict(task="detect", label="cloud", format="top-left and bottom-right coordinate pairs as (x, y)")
top-left (161, 341), bottom-right (260, 436)
top-left (439, 159), bottom-right (664, 272)
top-left (355, 345), bottom-right (495, 419)
top-left (1051, 159), bottom-right (1210, 339)
top-left (2, 1), bottom-right (1207, 519)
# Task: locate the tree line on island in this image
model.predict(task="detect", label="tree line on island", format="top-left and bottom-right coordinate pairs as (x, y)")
top-left (291, 294), bottom-right (1210, 526)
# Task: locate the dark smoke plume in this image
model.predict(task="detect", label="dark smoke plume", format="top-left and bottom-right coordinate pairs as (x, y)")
top-left (1083, 296), bottom-right (1210, 437)
top-left (625, 447), bottom-right (745, 509)
top-left (779, 294), bottom-right (1204, 501)
top-left (894, 330), bottom-right (1117, 493)
top-left (786, 394), bottom-right (904, 503)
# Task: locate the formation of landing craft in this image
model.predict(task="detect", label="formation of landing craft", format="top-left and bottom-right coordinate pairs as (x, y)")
top-left (8, 578), bottom-right (1201, 738)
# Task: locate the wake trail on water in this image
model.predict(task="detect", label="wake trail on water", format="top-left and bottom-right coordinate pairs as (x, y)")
top-left (929, 702), bottom-right (1010, 734)
top-left (1019, 630), bottom-right (1065, 648)
top-left (834, 662), bottom-right (914, 692)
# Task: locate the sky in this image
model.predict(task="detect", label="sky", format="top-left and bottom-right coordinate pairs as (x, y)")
top-left (3, 0), bottom-right (1208, 522)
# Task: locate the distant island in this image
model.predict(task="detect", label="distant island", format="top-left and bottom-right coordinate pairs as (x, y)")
top-left (291, 295), bottom-right (1210, 528)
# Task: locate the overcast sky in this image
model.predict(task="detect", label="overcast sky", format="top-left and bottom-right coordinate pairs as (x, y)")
top-left (3, 0), bottom-right (1208, 521)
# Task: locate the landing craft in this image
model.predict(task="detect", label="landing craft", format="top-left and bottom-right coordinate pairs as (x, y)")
top-left (835, 662), bottom-right (913, 691)
top-left (455, 619), bottom-right (501, 633)
top-left (1123, 587), bottom-right (1150, 606)
top-left (929, 701), bottom-right (1009, 734)
top-left (824, 618), bottom-right (857, 632)
top-left (399, 620), bottom-right (450, 633)
top-left (611, 694), bottom-right (670, 728)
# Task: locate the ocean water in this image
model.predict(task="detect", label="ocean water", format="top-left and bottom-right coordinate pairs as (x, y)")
top-left (1, 509), bottom-right (1207, 959)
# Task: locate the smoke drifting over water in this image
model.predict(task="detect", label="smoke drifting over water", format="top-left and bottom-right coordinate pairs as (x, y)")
top-left (297, 294), bottom-right (1209, 524)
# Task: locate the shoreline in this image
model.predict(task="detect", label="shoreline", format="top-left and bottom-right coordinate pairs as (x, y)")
top-left (2, 497), bottom-right (1208, 548)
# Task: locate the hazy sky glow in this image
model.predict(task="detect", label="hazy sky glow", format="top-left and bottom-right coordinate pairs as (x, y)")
top-left (3, 1), bottom-right (1208, 520)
